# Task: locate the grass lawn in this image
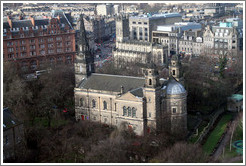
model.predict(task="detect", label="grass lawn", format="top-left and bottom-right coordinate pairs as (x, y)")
top-left (203, 113), bottom-right (232, 154)
top-left (222, 120), bottom-right (243, 158)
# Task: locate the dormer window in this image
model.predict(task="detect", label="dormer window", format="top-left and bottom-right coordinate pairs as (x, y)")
top-left (149, 79), bottom-right (152, 85)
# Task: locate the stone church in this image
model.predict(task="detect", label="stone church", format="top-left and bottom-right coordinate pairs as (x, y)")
top-left (74, 14), bottom-right (187, 135)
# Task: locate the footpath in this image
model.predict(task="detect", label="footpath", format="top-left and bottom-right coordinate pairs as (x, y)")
top-left (212, 115), bottom-right (241, 162)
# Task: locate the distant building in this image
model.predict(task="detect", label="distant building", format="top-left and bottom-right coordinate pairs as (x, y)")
top-left (96, 4), bottom-right (114, 16)
top-left (152, 22), bottom-right (202, 56)
top-left (113, 13), bottom-right (183, 67)
top-left (129, 13), bottom-right (182, 42)
top-left (179, 30), bottom-right (204, 56)
top-left (74, 15), bottom-right (187, 136)
top-left (227, 94), bottom-right (243, 112)
top-left (3, 108), bottom-right (24, 161)
top-left (203, 19), bottom-right (243, 57)
top-left (3, 13), bottom-right (76, 71)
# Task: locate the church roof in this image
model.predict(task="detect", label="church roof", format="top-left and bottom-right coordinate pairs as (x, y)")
top-left (166, 77), bottom-right (186, 95)
top-left (130, 88), bottom-right (143, 97)
top-left (79, 73), bottom-right (145, 93)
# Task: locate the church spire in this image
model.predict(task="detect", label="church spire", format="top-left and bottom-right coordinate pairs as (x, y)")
top-left (74, 14), bottom-right (94, 87)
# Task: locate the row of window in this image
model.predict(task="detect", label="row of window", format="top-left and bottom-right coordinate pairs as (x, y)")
top-left (80, 99), bottom-right (108, 110)
top-left (7, 38), bottom-right (71, 47)
top-left (7, 46), bottom-right (72, 54)
top-left (123, 106), bottom-right (137, 117)
top-left (132, 21), bottom-right (148, 25)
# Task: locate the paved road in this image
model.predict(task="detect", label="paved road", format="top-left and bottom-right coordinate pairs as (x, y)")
top-left (212, 114), bottom-right (240, 162)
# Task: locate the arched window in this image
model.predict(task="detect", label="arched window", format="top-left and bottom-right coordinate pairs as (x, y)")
top-left (132, 107), bottom-right (136, 117)
top-left (123, 106), bottom-right (127, 116)
top-left (128, 107), bottom-right (131, 117)
top-left (92, 99), bottom-right (96, 108)
top-left (149, 79), bottom-right (152, 85)
top-left (80, 98), bottom-right (83, 107)
top-left (103, 101), bottom-right (107, 110)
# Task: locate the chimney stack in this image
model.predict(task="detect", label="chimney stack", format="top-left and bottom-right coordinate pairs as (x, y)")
top-left (120, 86), bottom-right (124, 94)
top-left (7, 15), bottom-right (12, 28)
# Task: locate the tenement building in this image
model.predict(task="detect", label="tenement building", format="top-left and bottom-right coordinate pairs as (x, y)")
top-left (74, 14), bottom-right (187, 136)
top-left (3, 14), bottom-right (76, 71)
top-left (203, 19), bottom-right (243, 58)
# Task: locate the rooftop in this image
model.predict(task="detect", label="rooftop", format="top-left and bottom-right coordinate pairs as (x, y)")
top-left (78, 73), bottom-right (145, 93)
top-left (130, 13), bottom-right (181, 20)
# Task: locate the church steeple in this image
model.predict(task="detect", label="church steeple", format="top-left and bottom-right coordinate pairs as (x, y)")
top-left (144, 63), bottom-right (160, 88)
top-left (169, 54), bottom-right (181, 81)
top-left (75, 14), bottom-right (94, 87)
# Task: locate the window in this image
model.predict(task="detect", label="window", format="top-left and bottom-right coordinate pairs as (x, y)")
top-left (173, 108), bottom-right (177, 113)
top-left (132, 21), bottom-right (136, 24)
top-left (57, 42), bottom-right (63, 47)
top-left (66, 47), bottom-right (71, 52)
top-left (138, 22), bottom-right (142, 24)
top-left (39, 38), bottom-right (44, 43)
top-left (66, 41), bottom-right (71, 46)
top-left (30, 45), bottom-right (35, 49)
top-left (48, 38), bottom-right (53, 42)
top-left (149, 79), bottom-right (152, 85)
top-left (39, 44), bottom-right (45, 49)
top-left (30, 51), bottom-right (36, 56)
top-left (29, 39), bottom-right (35, 44)
top-left (132, 107), bottom-right (136, 117)
top-left (80, 98), bottom-right (83, 107)
top-left (21, 40), bottom-right (26, 45)
top-left (48, 44), bottom-right (53, 48)
top-left (48, 49), bottom-right (54, 54)
top-left (7, 42), bottom-right (13, 46)
top-left (128, 107), bottom-right (131, 117)
top-left (57, 48), bottom-right (63, 53)
top-left (172, 70), bottom-right (175, 76)
top-left (56, 37), bottom-right (62, 41)
top-left (144, 22), bottom-right (147, 25)
top-left (8, 48), bottom-right (14, 52)
top-left (92, 99), bottom-right (96, 108)
top-left (103, 101), bottom-right (107, 110)
top-left (123, 106), bottom-right (127, 116)
top-left (149, 112), bottom-right (151, 117)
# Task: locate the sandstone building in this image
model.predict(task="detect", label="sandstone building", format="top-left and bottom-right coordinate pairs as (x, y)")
top-left (74, 15), bottom-right (187, 136)
top-left (3, 14), bottom-right (76, 71)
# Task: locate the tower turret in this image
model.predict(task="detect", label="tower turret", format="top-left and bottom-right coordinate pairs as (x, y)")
top-left (115, 13), bottom-right (129, 42)
top-left (169, 54), bottom-right (182, 81)
top-left (74, 14), bottom-right (94, 87)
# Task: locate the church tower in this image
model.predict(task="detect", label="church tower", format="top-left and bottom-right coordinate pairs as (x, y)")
top-left (169, 54), bottom-right (183, 82)
top-left (143, 63), bottom-right (161, 133)
top-left (115, 14), bottom-right (129, 42)
top-left (74, 14), bottom-right (94, 87)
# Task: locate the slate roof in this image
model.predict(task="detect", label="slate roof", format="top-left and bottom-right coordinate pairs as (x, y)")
top-left (130, 88), bottom-right (144, 97)
top-left (3, 22), bottom-right (10, 29)
top-left (3, 108), bottom-right (22, 130)
top-left (12, 20), bottom-right (33, 28)
top-left (79, 73), bottom-right (145, 93)
top-left (34, 19), bottom-right (49, 26)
